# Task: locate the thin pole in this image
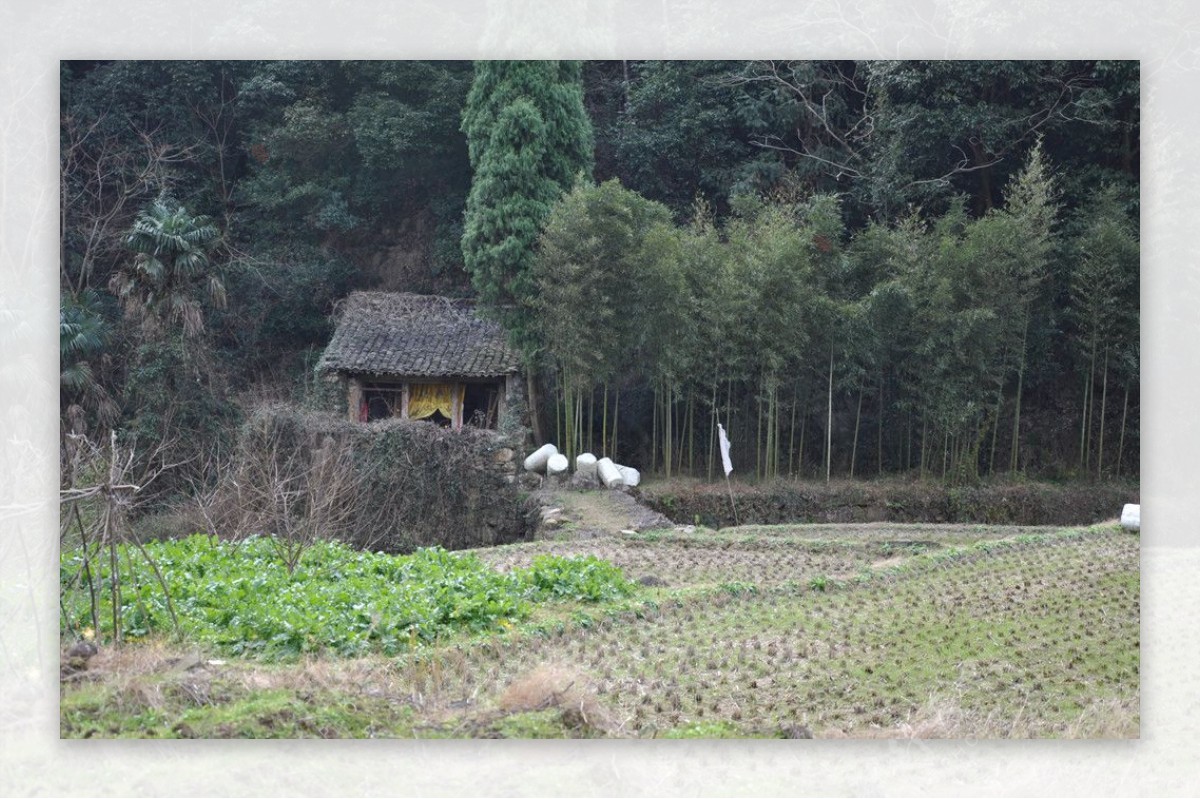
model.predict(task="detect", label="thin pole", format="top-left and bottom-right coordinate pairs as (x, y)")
top-left (724, 474), bottom-right (739, 527)
top-left (826, 348), bottom-right (834, 483)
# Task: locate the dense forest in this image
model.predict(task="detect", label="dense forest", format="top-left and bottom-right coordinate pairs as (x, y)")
top-left (60, 60), bottom-right (1139, 492)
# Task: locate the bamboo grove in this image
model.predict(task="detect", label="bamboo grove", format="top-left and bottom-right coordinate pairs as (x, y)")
top-left (530, 146), bottom-right (1138, 484)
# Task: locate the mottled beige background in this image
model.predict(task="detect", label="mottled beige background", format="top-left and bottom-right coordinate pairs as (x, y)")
top-left (1, 0), bottom-right (1194, 794)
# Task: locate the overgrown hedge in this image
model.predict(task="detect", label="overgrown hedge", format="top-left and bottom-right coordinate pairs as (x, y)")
top-left (234, 405), bottom-right (537, 553)
top-left (636, 478), bottom-right (1140, 528)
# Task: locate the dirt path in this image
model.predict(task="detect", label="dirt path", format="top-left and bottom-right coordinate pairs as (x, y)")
top-left (533, 486), bottom-right (675, 539)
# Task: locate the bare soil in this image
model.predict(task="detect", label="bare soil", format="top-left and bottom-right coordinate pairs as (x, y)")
top-left (532, 486), bottom-right (674, 538)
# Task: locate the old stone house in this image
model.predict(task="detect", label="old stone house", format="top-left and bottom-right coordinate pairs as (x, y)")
top-left (317, 292), bottom-right (524, 431)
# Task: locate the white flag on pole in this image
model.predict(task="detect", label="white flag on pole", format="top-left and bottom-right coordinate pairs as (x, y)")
top-left (718, 422), bottom-right (733, 477)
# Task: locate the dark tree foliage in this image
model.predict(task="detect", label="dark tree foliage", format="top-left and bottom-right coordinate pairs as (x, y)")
top-left (742, 60), bottom-right (1139, 224)
top-left (235, 60), bottom-right (473, 270)
top-left (599, 60), bottom-right (1138, 229)
top-left (460, 60), bottom-right (594, 352)
top-left (60, 60), bottom-right (252, 300)
top-left (607, 60), bottom-right (794, 219)
top-left (581, 61), bottom-right (629, 188)
top-left (61, 59), bottom-right (476, 404)
top-left (58, 59), bottom-right (1139, 490)
top-left (60, 289), bottom-right (119, 434)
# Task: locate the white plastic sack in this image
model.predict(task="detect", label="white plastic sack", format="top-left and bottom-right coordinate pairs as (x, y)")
top-left (547, 453), bottom-right (569, 476)
top-left (615, 464), bottom-right (641, 487)
top-left (575, 452), bottom-right (598, 477)
top-left (1120, 503), bottom-right (1140, 530)
top-left (523, 443), bottom-right (558, 473)
top-left (596, 457), bottom-right (624, 489)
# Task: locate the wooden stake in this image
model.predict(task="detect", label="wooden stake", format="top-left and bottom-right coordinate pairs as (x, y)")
top-left (725, 474), bottom-right (740, 527)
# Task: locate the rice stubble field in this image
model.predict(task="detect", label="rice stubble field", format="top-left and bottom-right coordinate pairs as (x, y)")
top-left (60, 491), bottom-right (1139, 739)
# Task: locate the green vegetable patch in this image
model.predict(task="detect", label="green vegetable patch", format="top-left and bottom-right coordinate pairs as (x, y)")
top-left (60, 535), bottom-right (634, 659)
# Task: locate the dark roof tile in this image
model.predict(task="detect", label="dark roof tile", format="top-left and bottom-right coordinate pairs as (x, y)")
top-left (317, 292), bottom-right (521, 378)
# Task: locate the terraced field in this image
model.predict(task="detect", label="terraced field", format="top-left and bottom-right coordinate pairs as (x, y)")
top-left (464, 521), bottom-right (1139, 737)
top-left (60, 491), bottom-right (1139, 739)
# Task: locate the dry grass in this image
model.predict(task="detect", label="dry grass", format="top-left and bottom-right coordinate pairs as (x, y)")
top-left (862, 694), bottom-right (1141, 739)
top-left (499, 664), bottom-right (612, 733)
top-left (66, 643), bottom-right (417, 708)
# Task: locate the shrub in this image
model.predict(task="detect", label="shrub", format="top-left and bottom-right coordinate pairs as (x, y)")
top-left (636, 478), bottom-right (1139, 527)
top-left (194, 404), bottom-right (537, 554)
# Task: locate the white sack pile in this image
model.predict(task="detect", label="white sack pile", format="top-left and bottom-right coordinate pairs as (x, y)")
top-left (615, 464), bottom-right (640, 487)
top-left (575, 453), bottom-right (598, 477)
top-left (546, 453), bottom-right (569, 477)
top-left (523, 445), bottom-right (639, 489)
top-left (523, 443), bottom-right (558, 473)
top-left (596, 457), bottom-right (625, 489)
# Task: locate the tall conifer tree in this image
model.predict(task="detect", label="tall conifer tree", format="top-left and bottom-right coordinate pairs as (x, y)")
top-left (461, 61), bottom-right (593, 350)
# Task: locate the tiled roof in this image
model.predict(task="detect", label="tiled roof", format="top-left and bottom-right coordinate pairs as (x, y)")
top-left (317, 292), bottom-right (521, 378)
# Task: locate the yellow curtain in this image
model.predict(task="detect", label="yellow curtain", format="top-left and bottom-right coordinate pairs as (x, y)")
top-left (407, 383), bottom-right (457, 420)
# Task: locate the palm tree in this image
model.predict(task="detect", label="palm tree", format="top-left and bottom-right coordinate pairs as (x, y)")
top-left (60, 289), bottom-right (118, 432)
top-left (110, 198), bottom-right (224, 338)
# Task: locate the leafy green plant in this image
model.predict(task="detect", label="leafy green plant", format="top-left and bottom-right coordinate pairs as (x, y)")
top-left (521, 554), bottom-right (634, 603)
top-left (60, 536), bottom-right (634, 658)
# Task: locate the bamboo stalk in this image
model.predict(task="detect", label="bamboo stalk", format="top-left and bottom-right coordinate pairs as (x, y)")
top-left (763, 384), bottom-right (772, 480)
top-left (1116, 380), bottom-right (1129, 478)
top-left (989, 385), bottom-right (1003, 476)
top-left (876, 375), bottom-right (884, 477)
top-left (826, 348), bottom-right (834, 483)
top-left (1084, 336), bottom-right (1097, 470)
top-left (768, 384), bottom-right (777, 480)
top-left (1097, 346), bottom-right (1109, 478)
top-left (919, 416), bottom-right (928, 480)
top-left (664, 381), bottom-right (673, 480)
top-left (555, 372), bottom-right (562, 451)
top-left (788, 385), bottom-right (798, 478)
top-left (773, 385), bottom-right (780, 479)
top-left (797, 414), bottom-right (806, 479)
top-left (906, 415), bottom-right (912, 473)
top-left (724, 474), bottom-right (739, 527)
top-left (676, 387), bottom-right (687, 475)
top-left (651, 382), bottom-right (658, 474)
top-left (726, 378), bottom-right (733, 431)
top-left (601, 382), bottom-right (608, 458)
top-left (756, 381), bottom-right (763, 481)
top-left (708, 380), bottom-right (717, 481)
top-left (850, 386), bottom-right (863, 479)
top-left (941, 430), bottom-right (949, 480)
top-left (612, 387), bottom-right (620, 461)
top-left (687, 388), bottom-right (696, 475)
top-left (1078, 371), bottom-right (1088, 471)
top-left (561, 384), bottom-right (569, 463)
top-left (1010, 319), bottom-right (1028, 475)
